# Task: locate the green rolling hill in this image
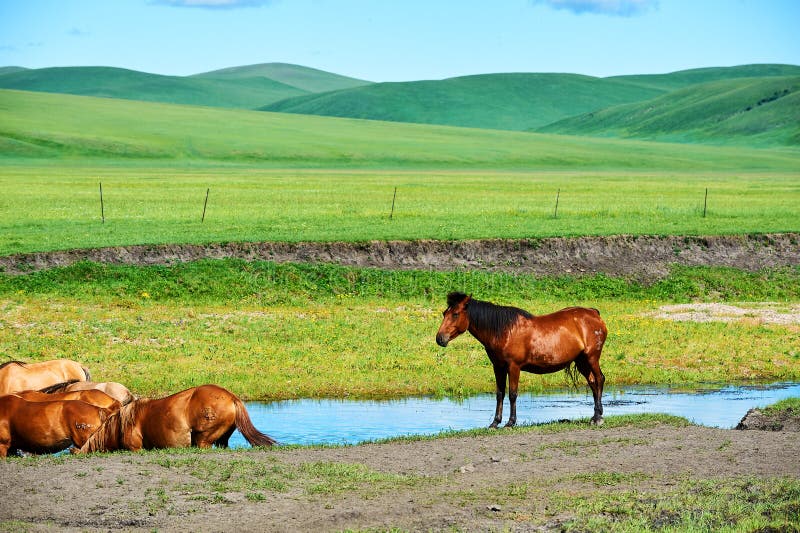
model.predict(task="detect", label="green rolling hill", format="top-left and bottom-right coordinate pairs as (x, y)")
top-left (0, 66), bottom-right (308, 108)
top-left (1, 88), bottom-right (797, 171)
top-left (609, 64), bottom-right (800, 91)
top-left (261, 73), bottom-right (665, 131)
top-left (538, 75), bottom-right (800, 146)
top-left (192, 62), bottom-right (371, 92)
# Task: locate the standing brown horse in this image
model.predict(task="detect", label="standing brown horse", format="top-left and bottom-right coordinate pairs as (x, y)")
top-left (0, 395), bottom-right (111, 458)
top-left (79, 384), bottom-right (276, 453)
top-left (436, 292), bottom-right (607, 427)
top-left (14, 389), bottom-right (122, 411)
top-left (0, 360), bottom-right (90, 395)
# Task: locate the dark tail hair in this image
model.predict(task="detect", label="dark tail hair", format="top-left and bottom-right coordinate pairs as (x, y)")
top-left (82, 366), bottom-right (91, 381)
top-left (38, 380), bottom-right (80, 393)
top-left (564, 362), bottom-right (581, 390)
top-left (233, 398), bottom-right (277, 447)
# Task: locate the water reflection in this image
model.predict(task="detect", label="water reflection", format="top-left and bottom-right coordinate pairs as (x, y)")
top-left (231, 382), bottom-right (800, 447)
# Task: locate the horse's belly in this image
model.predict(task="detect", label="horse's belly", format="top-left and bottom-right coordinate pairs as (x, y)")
top-left (521, 362), bottom-right (571, 374)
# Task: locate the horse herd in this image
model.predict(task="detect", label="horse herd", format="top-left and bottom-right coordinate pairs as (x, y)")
top-left (1, 292), bottom-right (607, 458)
top-left (0, 360), bottom-right (275, 458)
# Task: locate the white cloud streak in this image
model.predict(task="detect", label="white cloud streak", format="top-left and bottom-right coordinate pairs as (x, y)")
top-left (532, 0), bottom-right (658, 16)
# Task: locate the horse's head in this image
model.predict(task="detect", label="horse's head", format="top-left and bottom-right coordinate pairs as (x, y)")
top-left (436, 292), bottom-right (471, 347)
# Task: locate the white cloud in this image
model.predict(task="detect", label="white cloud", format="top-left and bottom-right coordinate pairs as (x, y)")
top-left (532, 0), bottom-right (658, 16)
top-left (152, 0), bottom-right (273, 9)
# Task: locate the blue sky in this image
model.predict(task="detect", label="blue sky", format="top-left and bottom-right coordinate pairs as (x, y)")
top-left (1, 0), bottom-right (798, 81)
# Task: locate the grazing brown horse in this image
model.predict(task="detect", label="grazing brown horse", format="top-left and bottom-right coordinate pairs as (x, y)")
top-left (79, 384), bottom-right (276, 453)
top-left (14, 389), bottom-right (122, 411)
top-left (436, 292), bottom-right (608, 427)
top-left (40, 381), bottom-right (135, 406)
top-left (0, 395), bottom-right (111, 458)
top-left (0, 360), bottom-right (90, 395)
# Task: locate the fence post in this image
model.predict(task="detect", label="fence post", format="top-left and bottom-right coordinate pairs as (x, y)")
top-left (553, 188), bottom-right (560, 219)
top-left (202, 188), bottom-right (209, 222)
top-left (99, 182), bottom-right (105, 224)
top-left (389, 186), bottom-right (397, 220)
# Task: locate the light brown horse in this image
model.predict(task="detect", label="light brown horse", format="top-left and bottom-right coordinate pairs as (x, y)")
top-left (40, 381), bottom-right (135, 406)
top-left (79, 384), bottom-right (276, 453)
top-left (0, 395), bottom-right (111, 458)
top-left (0, 360), bottom-right (90, 395)
top-left (14, 389), bottom-right (122, 411)
top-left (436, 292), bottom-right (608, 427)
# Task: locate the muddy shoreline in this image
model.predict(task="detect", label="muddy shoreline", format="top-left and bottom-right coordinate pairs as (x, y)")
top-left (1, 422), bottom-right (798, 532)
top-left (1, 233), bottom-right (798, 279)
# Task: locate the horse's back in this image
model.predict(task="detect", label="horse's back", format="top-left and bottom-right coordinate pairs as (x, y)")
top-left (0, 359), bottom-right (88, 395)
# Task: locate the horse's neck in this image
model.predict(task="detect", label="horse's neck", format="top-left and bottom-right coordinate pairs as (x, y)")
top-left (467, 321), bottom-right (503, 351)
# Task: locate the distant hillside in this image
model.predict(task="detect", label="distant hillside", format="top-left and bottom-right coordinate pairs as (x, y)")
top-left (609, 64), bottom-right (800, 91)
top-left (192, 62), bottom-right (371, 92)
top-left (0, 66), bottom-right (307, 108)
top-left (538, 76), bottom-right (800, 146)
top-left (261, 73), bottom-right (664, 131)
top-left (0, 66), bottom-right (28, 76)
top-left (4, 88), bottom-right (796, 171)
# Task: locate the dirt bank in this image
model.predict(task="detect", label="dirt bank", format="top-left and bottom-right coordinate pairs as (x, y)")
top-left (1, 421), bottom-right (798, 532)
top-left (1, 233), bottom-right (798, 279)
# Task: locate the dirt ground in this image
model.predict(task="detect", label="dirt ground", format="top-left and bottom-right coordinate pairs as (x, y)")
top-left (1, 421), bottom-right (798, 532)
top-left (2, 233), bottom-right (799, 281)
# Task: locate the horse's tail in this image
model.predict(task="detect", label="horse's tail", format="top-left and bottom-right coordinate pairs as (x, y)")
top-left (233, 397), bottom-right (277, 447)
top-left (38, 380), bottom-right (80, 394)
top-left (564, 362), bottom-right (581, 390)
top-left (79, 409), bottom-right (120, 453)
top-left (81, 366), bottom-right (91, 381)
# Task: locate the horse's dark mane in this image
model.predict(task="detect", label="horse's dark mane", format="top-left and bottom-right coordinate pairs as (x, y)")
top-left (38, 380), bottom-right (80, 393)
top-left (0, 360), bottom-right (27, 370)
top-left (446, 292), bottom-right (533, 338)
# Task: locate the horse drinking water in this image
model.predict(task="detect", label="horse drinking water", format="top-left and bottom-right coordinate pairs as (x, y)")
top-left (436, 292), bottom-right (607, 427)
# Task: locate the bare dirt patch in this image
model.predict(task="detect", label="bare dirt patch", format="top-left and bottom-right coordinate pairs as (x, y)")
top-left (1, 233), bottom-right (798, 280)
top-left (650, 302), bottom-right (800, 325)
top-left (1, 422), bottom-right (799, 532)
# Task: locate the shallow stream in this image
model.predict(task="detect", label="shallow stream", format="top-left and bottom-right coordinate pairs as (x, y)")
top-left (232, 382), bottom-right (800, 447)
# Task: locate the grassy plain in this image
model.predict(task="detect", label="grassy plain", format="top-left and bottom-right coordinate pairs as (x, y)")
top-left (1, 164), bottom-right (799, 256)
top-left (1, 261), bottom-right (798, 399)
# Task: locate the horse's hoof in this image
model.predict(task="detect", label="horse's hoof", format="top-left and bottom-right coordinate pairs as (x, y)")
top-left (591, 417), bottom-right (604, 426)
top-left (488, 423), bottom-right (499, 429)
top-left (504, 422), bottom-right (516, 428)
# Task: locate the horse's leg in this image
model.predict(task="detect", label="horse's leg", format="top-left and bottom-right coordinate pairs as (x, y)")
top-left (214, 426), bottom-right (235, 448)
top-left (576, 353), bottom-right (604, 425)
top-left (489, 364), bottom-right (507, 428)
top-left (504, 364), bottom-right (520, 428)
top-left (587, 351), bottom-right (605, 425)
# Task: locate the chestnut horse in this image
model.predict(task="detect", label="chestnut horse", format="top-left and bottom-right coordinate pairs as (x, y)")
top-left (14, 389), bottom-right (122, 411)
top-left (0, 360), bottom-right (90, 395)
top-left (0, 395), bottom-right (111, 458)
top-left (40, 381), bottom-right (136, 406)
top-left (79, 384), bottom-right (276, 453)
top-left (436, 292), bottom-right (607, 427)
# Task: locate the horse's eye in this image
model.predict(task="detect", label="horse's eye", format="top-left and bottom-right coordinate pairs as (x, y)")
top-left (452, 313), bottom-right (460, 319)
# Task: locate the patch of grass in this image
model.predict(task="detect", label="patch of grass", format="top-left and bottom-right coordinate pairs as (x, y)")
top-left (301, 461), bottom-right (425, 496)
top-left (151, 456), bottom-right (292, 494)
top-left (763, 396), bottom-right (800, 414)
top-left (550, 476), bottom-right (800, 532)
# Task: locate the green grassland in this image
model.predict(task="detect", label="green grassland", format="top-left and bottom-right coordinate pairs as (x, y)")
top-left (0, 63), bottom-right (370, 109)
top-left (1, 260), bottom-right (798, 399)
top-left (540, 76), bottom-right (800, 146)
top-left (190, 62), bottom-right (372, 93)
top-left (261, 72), bottom-right (664, 130)
top-left (0, 66), bottom-right (310, 108)
top-left (1, 89), bottom-right (799, 255)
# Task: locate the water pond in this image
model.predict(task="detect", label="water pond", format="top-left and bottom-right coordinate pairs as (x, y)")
top-left (233, 382), bottom-right (800, 447)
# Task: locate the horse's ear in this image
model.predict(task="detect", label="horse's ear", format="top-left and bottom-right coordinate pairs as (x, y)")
top-left (465, 294), bottom-right (472, 304)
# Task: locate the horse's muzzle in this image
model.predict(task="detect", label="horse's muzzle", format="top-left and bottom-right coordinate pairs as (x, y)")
top-left (436, 334), bottom-right (449, 347)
